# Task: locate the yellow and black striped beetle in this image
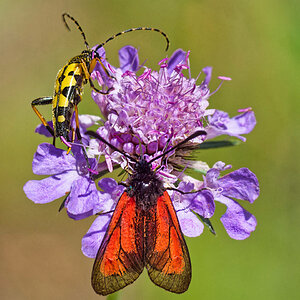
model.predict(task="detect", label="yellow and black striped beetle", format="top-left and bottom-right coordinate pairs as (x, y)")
top-left (31, 13), bottom-right (170, 152)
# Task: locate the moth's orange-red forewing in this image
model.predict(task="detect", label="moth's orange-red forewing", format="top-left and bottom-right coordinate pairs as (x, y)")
top-left (91, 192), bottom-right (144, 296)
top-left (146, 191), bottom-right (191, 293)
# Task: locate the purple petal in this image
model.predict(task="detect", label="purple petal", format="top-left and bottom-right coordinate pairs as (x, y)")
top-left (205, 162), bottom-right (231, 188)
top-left (35, 122), bottom-right (53, 137)
top-left (202, 66), bottom-right (212, 86)
top-left (147, 141), bottom-right (158, 154)
top-left (190, 190), bottom-right (215, 218)
top-left (123, 142), bottom-right (135, 154)
top-left (135, 144), bottom-right (146, 155)
top-left (23, 171), bottom-right (78, 204)
top-left (212, 161), bottom-right (230, 171)
top-left (67, 209), bottom-right (95, 220)
top-left (98, 178), bottom-right (119, 194)
top-left (70, 144), bottom-right (93, 167)
top-left (217, 195), bottom-right (257, 240)
top-left (174, 182), bottom-right (215, 218)
top-left (94, 178), bottom-right (124, 214)
top-left (206, 110), bottom-right (256, 141)
top-left (218, 168), bottom-right (260, 203)
top-left (167, 49), bottom-right (186, 74)
top-left (119, 45), bottom-right (139, 72)
top-left (92, 45), bottom-right (106, 58)
top-left (177, 181), bottom-right (194, 193)
top-left (116, 110), bottom-right (129, 126)
top-left (66, 177), bottom-right (100, 219)
top-left (158, 134), bottom-right (169, 149)
top-left (78, 114), bottom-right (102, 130)
top-left (218, 76), bottom-right (232, 81)
top-left (81, 214), bottom-right (112, 258)
top-left (205, 168), bottom-right (221, 189)
top-left (32, 143), bottom-right (76, 175)
top-left (177, 210), bottom-right (204, 237)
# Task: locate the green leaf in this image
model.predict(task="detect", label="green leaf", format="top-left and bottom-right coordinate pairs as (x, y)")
top-left (185, 168), bottom-right (207, 177)
top-left (193, 212), bottom-right (216, 235)
top-left (118, 168), bottom-right (127, 176)
top-left (196, 140), bottom-right (241, 149)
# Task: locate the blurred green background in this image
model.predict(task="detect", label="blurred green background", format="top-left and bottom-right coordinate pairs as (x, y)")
top-left (1, 0), bottom-right (299, 299)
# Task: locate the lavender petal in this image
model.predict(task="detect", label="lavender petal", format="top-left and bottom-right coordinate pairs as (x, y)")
top-left (206, 110), bottom-right (256, 141)
top-left (23, 171), bottom-right (78, 204)
top-left (190, 190), bottom-right (215, 218)
top-left (218, 168), bottom-right (260, 203)
top-left (217, 195), bottom-right (257, 240)
top-left (32, 143), bottom-right (76, 175)
top-left (202, 66), bottom-right (212, 86)
top-left (35, 122), bottom-right (53, 137)
top-left (177, 209), bottom-right (204, 237)
top-left (119, 46), bottom-right (139, 72)
top-left (81, 214), bottom-right (112, 258)
top-left (167, 49), bottom-right (186, 74)
top-left (66, 177), bottom-right (100, 219)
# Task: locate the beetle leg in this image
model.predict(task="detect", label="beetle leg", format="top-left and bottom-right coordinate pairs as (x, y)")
top-left (31, 96), bottom-right (54, 136)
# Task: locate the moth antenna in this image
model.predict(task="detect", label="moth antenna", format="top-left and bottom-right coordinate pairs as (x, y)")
top-left (149, 130), bottom-right (207, 164)
top-left (86, 131), bottom-right (137, 163)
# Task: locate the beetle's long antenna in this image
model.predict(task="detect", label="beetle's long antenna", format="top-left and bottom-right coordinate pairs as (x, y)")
top-left (94, 27), bottom-right (169, 53)
top-left (62, 13), bottom-right (90, 50)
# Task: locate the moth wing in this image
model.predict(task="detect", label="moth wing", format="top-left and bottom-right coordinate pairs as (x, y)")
top-left (146, 191), bottom-right (191, 293)
top-left (92, 192), bottom-right (144, 296)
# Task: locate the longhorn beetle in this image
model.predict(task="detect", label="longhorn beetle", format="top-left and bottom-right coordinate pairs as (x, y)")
top-left (31, 13), bottom-right (170, 152)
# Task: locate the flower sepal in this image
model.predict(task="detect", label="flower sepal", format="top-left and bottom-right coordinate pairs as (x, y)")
top-left (193, 212), bottom-right (216, 235)
top-left (195, 139), bottom-right (241, 150)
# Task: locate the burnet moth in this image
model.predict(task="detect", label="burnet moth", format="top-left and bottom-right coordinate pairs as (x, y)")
top-left (87, 129), bottom-right (206, 295)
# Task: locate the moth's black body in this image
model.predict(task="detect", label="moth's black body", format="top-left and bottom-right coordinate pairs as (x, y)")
top-left (127, 158), bottom-right (164, 210)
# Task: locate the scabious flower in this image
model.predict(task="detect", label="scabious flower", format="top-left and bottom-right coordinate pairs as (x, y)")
top-left (23, 143), bottom-right (99, 219)
top-left (204, 162), bottom-right (259, 240)
top-left (24, 45), bottom-right (259, 259)
top-left (177, 161), bottom-right (259, 240)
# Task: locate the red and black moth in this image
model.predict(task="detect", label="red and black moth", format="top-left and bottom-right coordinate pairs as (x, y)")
top-left (87, 130), bottom-right (206, 295)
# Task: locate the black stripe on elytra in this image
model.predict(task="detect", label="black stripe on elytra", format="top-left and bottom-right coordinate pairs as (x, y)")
top-left (62, 85), bottom-right (76, 99)
top-left (58, 74), bottom-right (66, 84)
